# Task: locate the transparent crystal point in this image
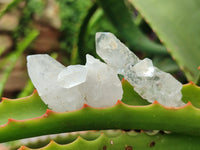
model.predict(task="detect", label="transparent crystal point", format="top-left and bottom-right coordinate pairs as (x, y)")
top-left (96, 32), bottom-right (140, 74)
top-left (27, 54), bottom-right (65, 94)
top-left (96, 32), bottom-right (184, 107)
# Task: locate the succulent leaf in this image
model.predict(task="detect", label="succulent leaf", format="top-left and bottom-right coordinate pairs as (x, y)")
top-left (182, 82), bottom-right (200, 108)
top-left (0, 91), bottom-right (47, 126)
top-left (97, 0), bottom-right (167, 54)
top-left (0, 81), bottom-right (200, 143)
top-left (130, 0), bottom-right (200, 83)
top-left (19, 131), bottom-right (200, 150)
top-left (121, 80), bottom-right (150, 105)
top-left (0, 97), bottom-right (199, 143)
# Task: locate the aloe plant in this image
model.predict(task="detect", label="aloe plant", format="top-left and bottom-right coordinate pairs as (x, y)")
top-left (0, 0), bottom-right (200, 149)
top-left (129, 0), bottom-right (200, 83)
top-left (0, 80), bottom-right (200, 149)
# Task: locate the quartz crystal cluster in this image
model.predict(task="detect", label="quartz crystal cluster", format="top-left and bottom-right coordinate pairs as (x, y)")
top-left (96, 32), bottom-right (184, 107)
top-left (27, 54), bottom-right (123, 112)
top-left (27, 32), bottom-right (184, 111)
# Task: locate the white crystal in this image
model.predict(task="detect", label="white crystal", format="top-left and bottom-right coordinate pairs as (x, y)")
top-left (96, 32), bottom-right (184, 107)
top-left (27, 54), bottom-right (65, 95)
top-left (133, 58), bottom-right (154, 77)
top-left (96, 32), bottom-right (140, 74)
top-left (128, 59), bottom-right (184, 107)
top-left (82, 54), bottom-right (123, 107)
top-left (27, 54), bottom-right (84, 112)
top-left (27, 54), bottom-right (123, 112)
top-left (58, 65), bottom-right (87, 89)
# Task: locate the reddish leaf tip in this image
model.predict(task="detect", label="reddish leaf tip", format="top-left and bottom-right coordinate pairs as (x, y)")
top-left (49, 140), bottom-right (56, 144)
top-left (186, 101), bottom-right (192, 106)
top-left (176, 101), bottom-right (193, 109)
top-left (153, 100), bottom-right (159, 104)
top-left (189, 81), bottom-right (195, 85)
top-left (43, 109), bottom-right (54, 117)
top-left (33, 89), bottom-right (37, 93)
top-left (19, 146), bottom-right (27, 150)
top-left (8, 118), bottom-right (16, 123)
top-left (1, 97), bottom-right (8, 101)
top-left (83, 103), bottom-right (90, 108)
top-left (77, 135), bottom-right (82, 140)
top-left (121, 78), bottom-right (125, 83)
top-left (116, 100), bottom-right (123, 105)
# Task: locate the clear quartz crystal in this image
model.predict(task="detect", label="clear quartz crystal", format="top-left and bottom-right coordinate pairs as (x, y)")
top-left (96, 32), bottom-right (184, 107)
top-left (27, 54), bottom-right (65, 94)
top-left (27, 54), bottom-right (123, 112)
top-left (57, 65), bottom-right (87, 89)
top-left (82, 54), bottom-right (123, 107)
top-left (127, 58), bottom-right (184, 107)
top-left (96, 32), bottom-right (140, 74)
top-left (27, 54), bottom-right (84, 112)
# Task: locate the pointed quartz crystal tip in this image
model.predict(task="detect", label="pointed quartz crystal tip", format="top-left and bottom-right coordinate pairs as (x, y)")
top-left (96, 32), bottom-right (140, 74)
top-left (96, 32), bottom-right (184, 107)
top-left (27, 54), bottom-right (65, 94)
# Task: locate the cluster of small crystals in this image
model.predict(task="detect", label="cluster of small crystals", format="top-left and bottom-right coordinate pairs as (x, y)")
top-left (27, 54), bottom-right (123, 112)
top-left (96, 32), bottom-right (184, 107)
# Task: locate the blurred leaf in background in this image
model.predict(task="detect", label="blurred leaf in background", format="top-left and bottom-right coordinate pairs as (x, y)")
top-left (130, 0), bottom-right (200, 83)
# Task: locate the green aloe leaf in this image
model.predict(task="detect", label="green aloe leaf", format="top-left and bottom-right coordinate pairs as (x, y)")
top-left (78, 3), bottom-right (98, 63)
top-left (97, 0), bottom-right (167, 54)
top-left (0, 81), bottom-right (199, 143)
top-left (130, 0), bottom-right (200, 83)
top-left (14, 130), bottom-right (200, 150)
top-left (0, 81), bottom-right (198, 126)
top-left (19, 131), bottom-right (200, 150)
top-left (11, 130), bottom-right (103, 149)
top-left (0, 91), bottom-right (47, 126)
top-left (123, 80), bottom-right (200, 108)
top-left (0, 81), bottom-right (140, 127)
top-left (121, 80), bottom-right (150, 105)
top-left (0, 94), bottom-right (200, 142)
top-left (182, 82), bottom-right (200, 108)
